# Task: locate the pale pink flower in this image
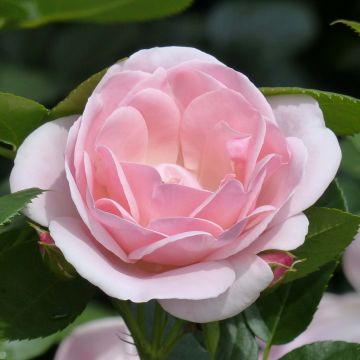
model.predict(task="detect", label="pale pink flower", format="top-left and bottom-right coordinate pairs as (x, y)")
top-left (10, 47), bottom-right (341, 322)
top-left (55, 317), bottom-right (138, 360)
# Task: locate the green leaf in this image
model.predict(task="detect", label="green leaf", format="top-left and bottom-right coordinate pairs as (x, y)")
top-left (216, 314), bottom-right (258, 360)
top-left (0, 0), bottom-right (193, 29)
top-left (0, 226), bottom-right (94, 339)
top-left (0, 93), bottom-right (49, 150)
top-left (340, 136), bottom-right (360, 180)
top-left (0, 302), bottom-right (114, 360)
top-left (249, 262), bottom-right (336, 349)
top-left (279, 341), bottom-right (360, 360)
top-left (284, 207), bottom-right (360, 282)
top-left (168, 334), bottom-right (211, 360)
top-left (0, 188), bottom-right (43, 225)
top-left (49, 67), bottom-right (107, 119)
top-left (261, 87), bottom-right (360, 136)
top-left (332, 19), bottom-right (360, 37)
top-left (315, 180), bottom-right (348, 211)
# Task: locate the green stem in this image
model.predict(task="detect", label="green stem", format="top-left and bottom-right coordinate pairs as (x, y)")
top-left (113, 300), bottom-right (151, 358)
top-left (137, 303), bottom-right (146, 335)
top-left (162, 318), bottom-right (185, 358)
top-left (0, 146), bottom-right (15, 160)
top-left (152, 302), bottom-right (165, 351)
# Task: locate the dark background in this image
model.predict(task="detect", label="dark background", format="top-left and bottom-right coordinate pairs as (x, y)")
top-left (0, 0), bottom-right (359, 357)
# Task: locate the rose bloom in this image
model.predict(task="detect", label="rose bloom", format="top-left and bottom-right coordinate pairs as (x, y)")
top-left (55, 317), bottom-right (138, 360)
top-left (10, 47), bottom-right (341, 322)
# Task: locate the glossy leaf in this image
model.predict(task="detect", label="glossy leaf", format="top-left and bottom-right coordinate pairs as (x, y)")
top-left (284, 207), bottom-right (360, 282)
top-left (332, 20), bottom-right (360, 37)
top-left (0, 93), bottom-right (49, 150)
top-left (315, 180), bottom-right (347, 211)
top-left (49, 67), bottom-right (107, 119)
top-left (0, 0), bottom-right (193, 29)
top-left (249, 262), bottom-right (336, 348)
top-left (168, 334), bottom-right (211, 360)
top-left (0, 303), bottom-right (113, 360)
top-left (279, 341), bottom-right (360, 360)
top-left (216, 314), bottom-right (258, 360)
top-left (261, 87), bottom-right (360, 136)
top-left (0, 188), bottom-right (43, 225)
top-left (0, 226), bottom-right (94, 339)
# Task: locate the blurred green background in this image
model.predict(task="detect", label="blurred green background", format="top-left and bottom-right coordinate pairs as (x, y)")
top-left (0, 0), bottom-right (359, 357)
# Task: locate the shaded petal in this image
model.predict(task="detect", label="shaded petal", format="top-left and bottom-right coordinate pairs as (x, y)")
top-left (129, 231), bottom-right (219, 267)
top-left (148, 217), bottom-right (223, 237)
top-left (191, 179), bottom-right (246, 229)
top-left (122, 163), bottom-right (210, 224)
top-left (54, 317), bottom-right (138, 360)
top-left (256, 137), bottom-right (308, 209)
top-left (269, 95), bottom-right (341, 218)
top-left (159, 252), bottom-right (273, 322)
top-left (249, 213), bottom-right (309, 253)
top-left (95, 106), bottom-right (148, 163)
top-left (49, 217), bottom-right (236, 302)
top-left (181, 88), bottom-right (263, 174)
top-left (208, 206), bottom-right (276, 260)
top-left (10, 116), bottom-right (78, 227)
top-left (128, 88), bottom-right (181, 164)
top-left (90, 205), bottom-right (165, 254)
top-left (189, 61), bottom-right (276, 123)
top-left (168, 65), bottom-right (225, 109)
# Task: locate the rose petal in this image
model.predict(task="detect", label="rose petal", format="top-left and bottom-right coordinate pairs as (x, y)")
top-left (159, 252), bottom-right (273, 322)
top-left (249, 213), bottom-right (309, 253)
top-left (168, 65), bottom-right (225, 109)
top-left (148, 217), bottom-right (223, 237)
top-left (191, 178), bottom-right (246, 229)
top-left (181, 88), bottom-right (263, 178)
top-left (178, 61), bottom-right (276, 123)
top-left (120, 46), bottom-right (221, 73)
top-left (269, 95), bottom-right (341, 219)
top-left (10, 116), bottom-right (78, 227)
top-left (96, 106), bottom-right (148, 163)
top-left (128, 231), bottom-right (219, 267)
top-left (54, 317), bottom-right (138, 360)
top-left (49, 217), bottom-right (236, 302)
top-left (128, 88), bottom-right (181, 164)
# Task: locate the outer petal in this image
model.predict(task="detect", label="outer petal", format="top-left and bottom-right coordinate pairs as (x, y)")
top-left (267, 293), bottom-right (360, 360)
top-left (268, 95), bottom-right (341, 218)
top-left (343, 233), bottom-right (360, 292)
top-left (49, 217), bottom-right (236, 302)
top-left (120, 46), bottom-right (221, 73)
top-left (10, 116), bottom-right (78, 227)
top-left (54, 317), bottom-right (138, 360)
top-left (249, 213), bottom-right (309, 253)
top-left (159, 252), bottom-right (273, 322)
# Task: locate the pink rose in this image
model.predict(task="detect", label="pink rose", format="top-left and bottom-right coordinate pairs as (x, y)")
top-left (265, 293), bottom-right (360, 359)
top-left (10, 46), bottom-right (341, 322)
top-left (55, 317), bottom-right (138, 360)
